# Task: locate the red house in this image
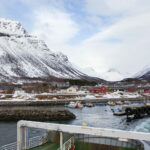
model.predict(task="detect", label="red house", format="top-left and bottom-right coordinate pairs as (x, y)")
top-left (127, 88), bottom-right (136, 92)
top-left (90, 86), bottom-right (107, 94)
top-left (144, 89), bottom-right (150, 93)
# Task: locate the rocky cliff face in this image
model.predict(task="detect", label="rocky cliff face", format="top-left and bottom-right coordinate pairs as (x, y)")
top-left (0, 18), bottom-right (98, 83)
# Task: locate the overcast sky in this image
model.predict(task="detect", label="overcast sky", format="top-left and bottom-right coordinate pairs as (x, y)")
top-left (0, 0), bottom-right (150, 77)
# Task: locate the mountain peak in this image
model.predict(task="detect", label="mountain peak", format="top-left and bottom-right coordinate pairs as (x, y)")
top-left (0, 18), bottom-right (27, 35)
top-left (0, 18), bottom-right (100, 83)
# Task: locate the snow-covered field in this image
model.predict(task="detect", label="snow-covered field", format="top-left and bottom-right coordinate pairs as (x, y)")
top-left (103, 91), bottom-right (141, 99)
top-left (0, 90), bottom-right (145, 102)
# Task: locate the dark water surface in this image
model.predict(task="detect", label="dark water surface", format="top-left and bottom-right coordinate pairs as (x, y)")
top-left (0, 105), bottom-right (150, 146)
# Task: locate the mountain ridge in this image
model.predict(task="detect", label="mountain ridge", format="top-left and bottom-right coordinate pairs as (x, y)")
top-left (0, 18), bottom-right (104, 83)
top-left (134, 65), bottom-right (150, 80)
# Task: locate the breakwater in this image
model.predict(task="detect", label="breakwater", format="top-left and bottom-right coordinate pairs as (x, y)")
top-left (0, 108), bottom-right (75, 121)
top-left (0, 96), bottom-right (149, 106)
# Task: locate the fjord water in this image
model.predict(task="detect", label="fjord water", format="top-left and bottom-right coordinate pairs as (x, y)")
top-left (0, 105), bottom-right (150, 146)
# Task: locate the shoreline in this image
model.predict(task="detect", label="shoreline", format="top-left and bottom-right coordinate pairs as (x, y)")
top-left (0, 96), bottom-right (149, 106)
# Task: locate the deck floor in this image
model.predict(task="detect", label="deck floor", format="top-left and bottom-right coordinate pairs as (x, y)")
top-left (29, 141), bottom-right (137, 150)
top-left (29, 142), bottom-right (59, 150)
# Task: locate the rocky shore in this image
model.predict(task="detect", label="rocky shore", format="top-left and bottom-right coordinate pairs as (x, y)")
top-left (0, 108), bottom-right (75, 121)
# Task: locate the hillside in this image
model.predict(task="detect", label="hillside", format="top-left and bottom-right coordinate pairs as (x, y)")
top-left (0, 18), bottom-right (103, 83)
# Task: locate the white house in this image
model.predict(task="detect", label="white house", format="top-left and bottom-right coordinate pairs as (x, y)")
top-left (60, 86), bottom-right (78, 94)
top-left (66, 86), bottom-right (78, 93)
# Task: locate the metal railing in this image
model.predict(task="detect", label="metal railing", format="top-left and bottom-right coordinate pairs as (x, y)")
top-left (0, 135), bottom-right (47, 150)
top-left (28, 135), bottom-right (47, 149)
top-left (0, 142), bottom-right (17, 150)
top-left (57, 136), bottom-right (74, 150)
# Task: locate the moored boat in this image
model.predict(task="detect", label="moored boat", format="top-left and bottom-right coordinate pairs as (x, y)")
top-left (76, 101), bottom-right (84, 109)
top-left (116, 101), bottom-right (123, 105)
top-left (124, 100), bottom-right (131, 105)
top-left (86, 103), bottom-right (93, 107)
top-left (67, 101), bottom-right (83, 109)
top-left (107, 101), bottom-right (115, 106)
top-left (67, 101), bottom-right (76, 108)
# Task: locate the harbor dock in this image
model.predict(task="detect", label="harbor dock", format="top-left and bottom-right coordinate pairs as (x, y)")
top-left (123, 104), bottom-right (150, 119)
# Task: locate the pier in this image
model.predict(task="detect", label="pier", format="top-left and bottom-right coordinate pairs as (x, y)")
top-left (124, 104), bottom-right (150, 119)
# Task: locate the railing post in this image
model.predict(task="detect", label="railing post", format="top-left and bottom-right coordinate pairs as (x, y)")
top-left (60, 132), bottom-right (63, 150)
top-left (17, 124), bottom-right (22, 150)
top-left (24, 127), bottom-right (28, 150)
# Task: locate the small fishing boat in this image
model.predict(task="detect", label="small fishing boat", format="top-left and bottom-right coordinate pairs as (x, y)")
top-left (124, 101), bottom-right (131, 105)
top-left (116, 101), bottom-right (123, 105)
top-left (67, 101), bottom-right (76, 108)
top-left (146, 103), bottom-right (150, 106)
top-left (113, 111), bottom-right (126, 116)
top-left (86, 103), bottom-right (93, 107)
top-left (67, 101), bottom-right (83, 109)
top-left (76, 101), bottom-right (84, 109)
top-left (107, 101), bottom-right (115, 106)
top-left (111, 107), bottom-right (126, 116)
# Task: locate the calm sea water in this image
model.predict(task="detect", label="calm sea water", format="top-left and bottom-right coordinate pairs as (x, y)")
top-left (0, 104), bottom-right (150, 146)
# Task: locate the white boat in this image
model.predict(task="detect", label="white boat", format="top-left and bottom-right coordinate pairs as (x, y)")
top-left (116, 101), bottom-right (123, 105)
top-left (124, 101), bottom-right (131, 105)
top-left (76, 101), bottom-right (84, 108)
top-left (68, 101), bottom-right (76, 108)
top-left (107, 101), bottom-right (115, 106)
top-left (67, 101), bottom-right (83, 109)
top-left (86, 103), bottom-right (93, 107)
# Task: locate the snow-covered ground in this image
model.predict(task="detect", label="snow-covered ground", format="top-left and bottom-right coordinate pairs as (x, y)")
top-left (13, 90), bottom-right (36, 100)
top-left (0, 90), bottom-right (144, 102)
top-left (103, 91), bottom-right (141, 99)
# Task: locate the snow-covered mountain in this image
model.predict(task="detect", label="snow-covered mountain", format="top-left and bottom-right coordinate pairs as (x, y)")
top-left (100, 69), bottom-right (130, 81)
top-left (80, 67), bottom-right (129, 81)
top-left (0, 18), bottom-right (100, 83)
top-left (134, 65), bottom-right (150, 80)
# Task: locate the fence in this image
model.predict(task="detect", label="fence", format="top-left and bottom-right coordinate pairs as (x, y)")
top-left (0, 135), bottom-right (47, 150)
top-left (57, 136), bottom-right (74, 150)
top-left (0, 142), bottom-right (17, 150)
top-left (28, 135), bottom-right (47, 149)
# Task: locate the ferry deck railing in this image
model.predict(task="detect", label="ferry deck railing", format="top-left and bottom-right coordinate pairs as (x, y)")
top-left (1, 120), bottom-right (150, 150)
top-left (0, 135), bottom-right (47, 150)
top-left (0, 142), bottom-right (17, 150)
top-left (17, 120), bottom-right (150, 150)
top-left (57, 136), bottom-right (74, 150)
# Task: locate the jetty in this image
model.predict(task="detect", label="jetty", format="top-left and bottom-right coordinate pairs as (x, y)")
top-left (123, 104), bottom-right (150, 119)
top-left (0, 108), bottom-right (75, 121)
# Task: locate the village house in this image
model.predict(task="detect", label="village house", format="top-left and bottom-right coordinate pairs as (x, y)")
top-left (59, 86), bottom-right (78, 94)
top-left (89, 86), bottom-right (107, 94)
